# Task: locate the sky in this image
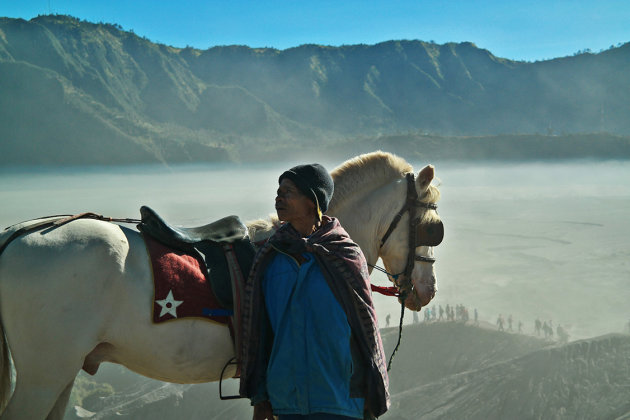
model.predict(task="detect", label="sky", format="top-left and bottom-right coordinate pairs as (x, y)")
top-left (2, 0), bottom-right (630, 62)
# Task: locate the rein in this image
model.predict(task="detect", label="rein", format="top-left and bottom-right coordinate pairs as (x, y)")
top-left (367, 172), bottom-right (439, 371)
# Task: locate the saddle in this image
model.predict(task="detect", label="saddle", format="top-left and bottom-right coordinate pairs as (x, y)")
top-left (137, 205), bottom-right (255, 314)
top-left (139, 206), bottom-right (250, 245)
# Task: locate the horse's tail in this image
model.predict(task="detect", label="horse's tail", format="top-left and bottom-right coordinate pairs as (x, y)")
top-left (0, 317), bottom-right (11, 412)
top-left (0, 217), bottom-right (65, 411)
top-left (0, 225), bottom-right (18, 412)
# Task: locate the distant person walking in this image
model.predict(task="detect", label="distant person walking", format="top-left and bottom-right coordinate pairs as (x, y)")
top-left (497, 314), bottom-right (505, 332)
top-left (535, 318), bottom-right (542, 336)
top-left (386, 313), bottom-right (391, 328)
top-left (474, 308), bottom-right (479, 326)
top-left (557, 325), bottom-right (569, 344)
top-left (461, 307), bottom-right (469, 323)
top-left (543, 321), bottom-right (554, 339)
top-left (508, 314), bottom-right (513, 331)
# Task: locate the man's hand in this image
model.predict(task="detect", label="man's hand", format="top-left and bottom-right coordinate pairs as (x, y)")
top-left (253, 400), bottom-right (274, 420)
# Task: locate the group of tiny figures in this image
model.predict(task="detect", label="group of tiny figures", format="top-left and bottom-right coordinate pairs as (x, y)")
top-left (423, 303), bottom-right (477, 324)
top-left (387, 303), bottom-right (478, 327)
top-left (382, 305), bottom-right (572, 345)
top-left (496, 314), bottom-right (569, 344)
top-left (396, 304), bottom-right (479, 327)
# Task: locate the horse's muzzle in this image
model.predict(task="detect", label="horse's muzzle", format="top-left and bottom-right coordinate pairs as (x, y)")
top-left (409, 278), bottom-right (436, 310)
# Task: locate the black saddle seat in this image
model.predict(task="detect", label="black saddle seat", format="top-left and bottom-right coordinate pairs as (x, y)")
top-left (139, 205), bottom-right (249, 246)
top-left (137, 205), bottom-right (255, 310)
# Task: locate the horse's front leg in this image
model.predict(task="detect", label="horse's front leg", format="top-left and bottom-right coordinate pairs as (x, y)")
top-left (46, 379), bottom-right (75, 420)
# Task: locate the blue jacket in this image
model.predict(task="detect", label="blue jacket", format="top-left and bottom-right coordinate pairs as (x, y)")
top-left (240, 217), bottom-right (390, 419)
top-left (260, 250), bottom-right (365, 418)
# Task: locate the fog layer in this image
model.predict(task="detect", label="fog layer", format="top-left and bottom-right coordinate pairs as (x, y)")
top-left (2, 160), bottom-right (628, 340)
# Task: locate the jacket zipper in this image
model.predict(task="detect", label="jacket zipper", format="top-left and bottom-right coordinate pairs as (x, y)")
top-left (270, 243), bottom-right (301, 267)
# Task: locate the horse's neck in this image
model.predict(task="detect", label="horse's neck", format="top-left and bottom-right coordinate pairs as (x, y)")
top-left (328, 180), bottom-right (404, 266)
top-left (246, 180), bottom-right (404, 264)
top-left (247, 212), bottom-right (380, 264)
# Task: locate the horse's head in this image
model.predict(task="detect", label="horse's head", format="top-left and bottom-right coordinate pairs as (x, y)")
top-left (328, 151), bottom-right (443, 311)
top-left (378, 164), bottom-right (443, 311)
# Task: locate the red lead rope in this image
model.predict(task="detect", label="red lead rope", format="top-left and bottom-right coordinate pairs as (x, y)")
top-left (370, 284), bottom-right (400, 297)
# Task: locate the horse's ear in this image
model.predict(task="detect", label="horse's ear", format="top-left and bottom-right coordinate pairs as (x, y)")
top-left (417, 165), bottom-right (435, 190)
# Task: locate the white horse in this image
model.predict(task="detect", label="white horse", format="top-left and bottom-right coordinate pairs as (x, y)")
top-left (0, 151), bottom-right (442, 419)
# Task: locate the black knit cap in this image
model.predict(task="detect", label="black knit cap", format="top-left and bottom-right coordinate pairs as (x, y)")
top-left (279, 163), bottom-right (334, 214)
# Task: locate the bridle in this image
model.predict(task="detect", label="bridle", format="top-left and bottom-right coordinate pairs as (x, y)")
top-left (368, 172), bottom-right (439, 299)
top-left (367, 172), bottom-right (442, 371)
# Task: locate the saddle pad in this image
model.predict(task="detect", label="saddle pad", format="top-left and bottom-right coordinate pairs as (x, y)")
top-left (142, 233), bottom-right (230, 325)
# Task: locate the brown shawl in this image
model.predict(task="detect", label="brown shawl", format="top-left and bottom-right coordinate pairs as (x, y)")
top-left (239, 216), bottom-right (390, 418)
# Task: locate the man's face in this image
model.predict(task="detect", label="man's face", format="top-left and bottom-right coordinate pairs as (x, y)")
top-left (275, 178), bottom-right (316, 224)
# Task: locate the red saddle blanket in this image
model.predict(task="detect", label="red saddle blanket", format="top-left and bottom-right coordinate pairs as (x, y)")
top-left (142, 233), bottom-right (231, 325)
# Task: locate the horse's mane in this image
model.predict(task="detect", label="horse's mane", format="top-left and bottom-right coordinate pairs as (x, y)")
top-left (247, 215), bottom-right (278, 244)
top-left (329, 151), bottom-right (414, 209)
top-left (246, 150), bottom-right (441, 241)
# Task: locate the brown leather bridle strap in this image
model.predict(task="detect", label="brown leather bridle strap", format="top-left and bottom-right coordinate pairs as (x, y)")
top-left (403, 173), bottom-right (420, 285)
top-left (379, 173), bottom-right (418, 248)
top-left (370, 172), bottom-right (440, 372)
top-left (370, 172), bottom-right (439, 295)
top-left (379, 173), bottom-right (438, 249)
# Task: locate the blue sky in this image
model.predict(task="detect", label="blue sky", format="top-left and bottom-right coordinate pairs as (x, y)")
top-left (2, 0), bottom-right (629, 61)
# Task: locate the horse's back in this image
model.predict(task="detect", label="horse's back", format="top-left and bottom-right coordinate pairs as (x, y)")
top-left (0, 219), bottom-right (144, 349)
top-left (1, 217), bottom-right (130, 257)
top-left (0, 218), bottom-right (135, 290)
top-left (0, 219), bottom-right (146, 418)
top-left (0, 216), bottom-right (66, 253)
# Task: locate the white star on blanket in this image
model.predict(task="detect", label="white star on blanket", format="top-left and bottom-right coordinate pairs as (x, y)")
top-left (156, 289), bottom-right (184, 318)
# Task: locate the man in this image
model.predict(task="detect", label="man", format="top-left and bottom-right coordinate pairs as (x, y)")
top-left (239, 163), bottom-right (390, 420)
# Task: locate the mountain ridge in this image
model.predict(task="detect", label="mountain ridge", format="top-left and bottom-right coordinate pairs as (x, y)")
top-left (2, 15), bottom-right (630, 164)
